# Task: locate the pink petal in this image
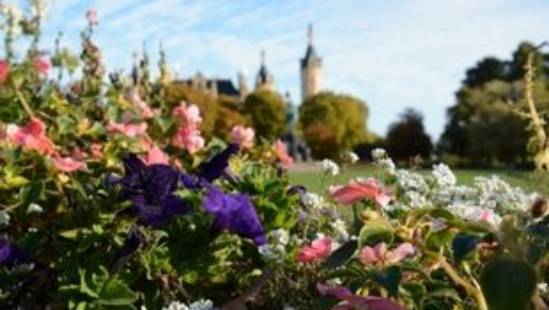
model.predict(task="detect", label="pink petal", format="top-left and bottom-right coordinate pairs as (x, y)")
top-left (231, 125), bottom-right (255, 149)
top-left (143, 145), bottom-right (169, 165)
top-left (272, 139), bottom-right (294, 168)
top-left (297, 237), bottom-right (332, 263)
top-left (34, 57), bottom-right (51, 75)
top-left (317, 283), bottom-right (354, 299)
top-left (0, 59), bottom-right (9, 83)
top-left (386, 243), bottom-right (415, 264)
top-left (51, 156), bottom-right (85, 172)
top-left (360, 246), bottom-right (381, 265)
top-left (329, 178), bottom-right (393, 206)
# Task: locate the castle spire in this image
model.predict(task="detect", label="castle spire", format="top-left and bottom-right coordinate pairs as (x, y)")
top-left (260, 49), bottom-right (266, 66)
top-left (307, 23), bottom-right (313, 46)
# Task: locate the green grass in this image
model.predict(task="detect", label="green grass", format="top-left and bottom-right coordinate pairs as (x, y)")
top-left (288, 165), bottom-right (549, 195)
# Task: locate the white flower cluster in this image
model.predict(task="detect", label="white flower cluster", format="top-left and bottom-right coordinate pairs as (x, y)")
top-left (258, 228), bottom-right (290, 262)
top-left (371, 148), bottom-right (396, 174)
top-left (474, 176), bottom-right (534, 212)
top-left (162, 299), bottom-right (215, 310)
top-left (301, 192), bottom-right (324, 210)
top-left (347, 151), bottom-right (359, 164)
top-left (321, 159), bottom-right (340, 176)
top-left (330, 218), bottom-right (349, 242)
top-left (432, 163), bottom-right (456, 187)
top-left (389, 160), bottom-right (535, 229)
top-left (0, 211), bottom-right (10, 226)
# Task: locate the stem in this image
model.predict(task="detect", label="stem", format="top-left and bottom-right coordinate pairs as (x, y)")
top-left (437, 256), bottom-right (488, 310)
top-left (13, 85), bottom-right (35, 118)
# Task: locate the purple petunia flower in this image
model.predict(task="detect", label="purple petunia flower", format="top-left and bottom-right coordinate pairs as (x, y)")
top-left (203, 187), bottom-right (266, 246)
top-left (119, 154), bottom-right (190, 227)
top-left (0, 239), bottom-right (29, 267)
top-left (198, 143), bottom-right (239, 182)
top-left (110, 226), bottom-right (146, 273)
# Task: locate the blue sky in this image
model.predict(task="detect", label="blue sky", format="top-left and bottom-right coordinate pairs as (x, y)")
top-left (4, 0), bottom-right (549, 138)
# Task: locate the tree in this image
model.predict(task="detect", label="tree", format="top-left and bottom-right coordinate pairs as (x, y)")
top-left (439, 42), bottom-right (549, 168)
top-left (214, 95), bottom-right (249, 141)
top-left (385, 109), bottom-right (432, 163)
top-left (243, 90), bottom-right (286, 140)
top-left (299, 91), bottom-right (368, 159)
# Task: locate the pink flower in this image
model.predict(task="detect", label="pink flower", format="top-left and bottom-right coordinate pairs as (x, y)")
top-left (85, 9), bottom-right (98, 25)
top-left (172, 126), bottom-right (204, 154)
top-left (71, 148), bottom-right (87, 161)
top-left (6, 117), bottom-right (55, 155)
top-left (317, 283), bottom-right (403, 310)
top-left (0, 59), bottom-right (9, 84)
top-left (142, 145), bottom-right (169, 165)
top-left (173, 101), bottom-right (202, 128)
top-left (329, 178), bottom-right (392, 207)
top-left (360, 242), bottom-right (415, 266)
top-left (107, 121), bottom-right (148, 138)
top-left (273, 139), bottom-right (293, 169)
top-left (129, 90), bottom-right (153, 119)
top-left (90, 142), bottom-right (102, 158)
top-left (34, 57), bottom-right (51, 75)
top-left (297, 236), bottom-right (332, 263)
top-left (231, 125), bottom-right (255, 149)
top-left (51, 155), bottom-right (85, 172)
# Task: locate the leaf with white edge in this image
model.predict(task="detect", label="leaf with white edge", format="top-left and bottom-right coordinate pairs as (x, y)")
top-left (97, 278), bottom-right (137, 306)
top-left (323, 240), bottom-right (358, 269)
top-left (480, 255), bottom-right (537, 310)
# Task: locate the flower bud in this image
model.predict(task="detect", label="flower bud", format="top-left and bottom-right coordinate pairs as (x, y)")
top-left (531, 198), bottom-right (547, 218)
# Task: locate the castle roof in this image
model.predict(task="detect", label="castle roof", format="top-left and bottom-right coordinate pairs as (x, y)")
top-left (213, 79), bottom-right (240, 96)
top-left (301, 44), bottom-right (321, 68)
top-left (300, 24), bottom-right (322, 69)
top-left (178, 78), bottom-right (241, 97)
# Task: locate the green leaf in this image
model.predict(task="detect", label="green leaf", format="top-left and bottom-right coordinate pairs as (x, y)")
top-left (480, 255), bottom-right (537, 310)
top-left (371, 265), bottom-right (402, 297)
top-left (56, 115), bottom-right (76, 134)
top-left (426, 229), bottom-right (454, 251)
top-left (97, 278), bottom-right (137, 306)
top-left (18, 181), bottom-right (44, 207)
top-left (358, 219), bottom-right (394, 247)
top-left (322, 240), bottom-right (358, 269)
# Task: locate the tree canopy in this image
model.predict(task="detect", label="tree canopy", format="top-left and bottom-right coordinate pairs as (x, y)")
top-left (439, 41), bottom-right (549, 167)
top-left (243, 90), bottom-right (287, 140)
top-left (385, 108), bottom-right (433, 163)
top-left (299, 91), bottom-right (369, 159)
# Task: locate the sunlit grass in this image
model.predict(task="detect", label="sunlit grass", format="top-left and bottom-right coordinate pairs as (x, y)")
top-left (288, 164), bottom-right (548, 195)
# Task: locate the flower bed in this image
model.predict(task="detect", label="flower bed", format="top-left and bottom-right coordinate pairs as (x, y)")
top-left (0, 4), bottom-right (548, 310)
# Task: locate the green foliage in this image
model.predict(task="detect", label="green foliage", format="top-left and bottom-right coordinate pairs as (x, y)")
top-left (385, 108), bottom-right (433, 163)
top-left (213, 96), bottom-right (249, 140)
top-left (440, 41), bottom-right (549, 167)
top-left (299, 91), bottom-right (369, 159)
top-left (243, 90), bottom-right (286, 140)
top-left (480, 255), bottom-right (537, 310)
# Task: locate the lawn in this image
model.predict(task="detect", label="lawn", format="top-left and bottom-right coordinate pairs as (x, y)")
top-left (288, 164), bottom-right (549, 195)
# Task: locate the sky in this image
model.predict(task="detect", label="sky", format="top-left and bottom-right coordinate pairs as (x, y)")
top-left (3, 0), bottom-right (549, 139)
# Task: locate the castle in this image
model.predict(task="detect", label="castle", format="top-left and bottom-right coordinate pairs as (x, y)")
top-left (180, 24), bottom-right (323, 103)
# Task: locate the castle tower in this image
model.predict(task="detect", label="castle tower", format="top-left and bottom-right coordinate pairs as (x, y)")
top-left (255, 50), bottom-right (275, 91)
top-left (300, 24), bottom-right (323, 102)
top-left (238, 69), bottom-right (249, 99)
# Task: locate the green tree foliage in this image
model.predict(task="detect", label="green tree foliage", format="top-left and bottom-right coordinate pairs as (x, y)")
top-left (164, 82), bottom-right (219, 137)
top-left (439, 41), bottom-right (549, 167)
top-left (299, 91), bottom-right (368, 159)
top-left (385, 108), bottom-right (433, 163)
top-left (243, 90), bottom-right (287, 140)
top-left (214, 95), bottom-right (249, 141)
